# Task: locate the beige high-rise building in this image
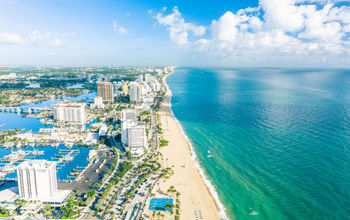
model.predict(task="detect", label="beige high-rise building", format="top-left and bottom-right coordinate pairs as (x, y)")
top-left (97, 81), bottom-right (113, 102)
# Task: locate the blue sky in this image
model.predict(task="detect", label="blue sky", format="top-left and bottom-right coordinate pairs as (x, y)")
top-left (0, 0), bottom-right (350, 67)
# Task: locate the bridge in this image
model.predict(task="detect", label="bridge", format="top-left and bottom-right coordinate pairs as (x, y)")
top-left (0, 106), bottom-right (52, 113)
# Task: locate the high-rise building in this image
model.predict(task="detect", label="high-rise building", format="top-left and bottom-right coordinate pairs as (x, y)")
top-left (121, 109), bottom-right (137, 123)
top-left (121, 120), bottom-right (135, 146)
top-left (127, 126), bottom-right (147, 148)
top-left (54, 103), bottom-right (86, 124)
top-left (17, 160), bottom-right (57, 201)
top-left (97, 81), bottom-right (113, 102)
top-left (129, 82), bottom-right (142, 102)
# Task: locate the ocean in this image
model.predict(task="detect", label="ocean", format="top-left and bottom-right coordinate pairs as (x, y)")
top-left (167, 68), bottom-right (350, 220)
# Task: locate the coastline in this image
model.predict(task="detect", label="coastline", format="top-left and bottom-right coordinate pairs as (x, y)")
top-left (157, 71), bottom-right (229, 220)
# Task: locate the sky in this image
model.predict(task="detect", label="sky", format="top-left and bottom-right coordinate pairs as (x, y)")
top-left (0, 0), bottom-right (350, 67)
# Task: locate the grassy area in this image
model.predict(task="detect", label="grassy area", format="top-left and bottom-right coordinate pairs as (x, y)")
top-left (160, 139), bottom-right (169, 147)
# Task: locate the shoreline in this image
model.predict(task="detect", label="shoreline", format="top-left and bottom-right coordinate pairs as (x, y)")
top-left (159, 71), bottom-right (229, 220)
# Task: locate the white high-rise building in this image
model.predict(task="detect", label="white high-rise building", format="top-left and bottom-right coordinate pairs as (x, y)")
top-left (121, 109), bottom-right (137, 123)
top-left (127, 126), bottom-right (147, 148)
top-left (16, 160), bottom-right (70, 203)
top-left (17, 160), bottom-right (57, 201)
top-left (121, 120), bottom-right (135, 146)
top-left (54, 103), bottom-right (86, 124)
top-left (129, 82), bottom-right (142, 102)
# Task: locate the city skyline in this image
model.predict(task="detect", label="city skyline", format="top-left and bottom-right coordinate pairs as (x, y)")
top-left (0, 0), bottom-right (350, 67)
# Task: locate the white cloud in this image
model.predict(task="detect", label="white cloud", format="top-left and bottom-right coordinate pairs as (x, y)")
top-left (29, 30), bottom-right (76, 47)
top-left (0, 32), bottom-right (24, 44)
top-left (154, 1), bottom-right (350, 65)
top-left (0, 31), bottom-right (74, 47)
top-left (261, 0), bottom-right (305, 32)
top-left (113, 21), bottom-right (128, 35)
top-left (154, 7), bottom-right (206, 45)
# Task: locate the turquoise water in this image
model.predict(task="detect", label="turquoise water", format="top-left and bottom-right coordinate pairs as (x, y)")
top-left (167, 68), bottom-right (350, 220)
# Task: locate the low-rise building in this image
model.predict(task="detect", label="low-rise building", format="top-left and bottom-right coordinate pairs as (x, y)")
top-left (91, 96), bottom-right (104, 109)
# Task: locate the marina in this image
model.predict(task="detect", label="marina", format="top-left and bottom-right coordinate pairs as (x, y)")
top-left (0, 91), bottom-right (98, 184)
top-left (0, 145), bottom-right (93, 182)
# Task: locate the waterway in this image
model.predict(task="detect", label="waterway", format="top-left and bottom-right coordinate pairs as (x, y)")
top-left (0, 144), bottom-right (92, 181)
top-left (0, 91), bottom-right (97, 189)
top-left (0, 91), bottom-right (96, 132)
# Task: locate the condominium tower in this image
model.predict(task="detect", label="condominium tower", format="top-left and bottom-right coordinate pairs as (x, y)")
top-left (97, 81), bottom-right (113, 102)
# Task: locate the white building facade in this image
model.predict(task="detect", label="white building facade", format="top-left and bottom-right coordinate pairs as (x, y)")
top-left (127, 126), bottom-right (147, 148)
top-left (121, 109), bottom-right (137, 123)
top-left (17, 160), bottom-right (70, 204)
top-left (91, 96), bottom-right (104, 109)
top-left (54, 103), bottom-right (86, 124)
top-left (129, 82), bottom-right (142, 102)
top-left (121, 120), bottom-right (135, 146)
top-left (17, 160), bottom-right (58, 201)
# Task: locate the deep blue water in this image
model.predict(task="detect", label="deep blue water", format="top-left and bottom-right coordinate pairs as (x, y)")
top-left (167, 68), bottom-right (350, 220)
